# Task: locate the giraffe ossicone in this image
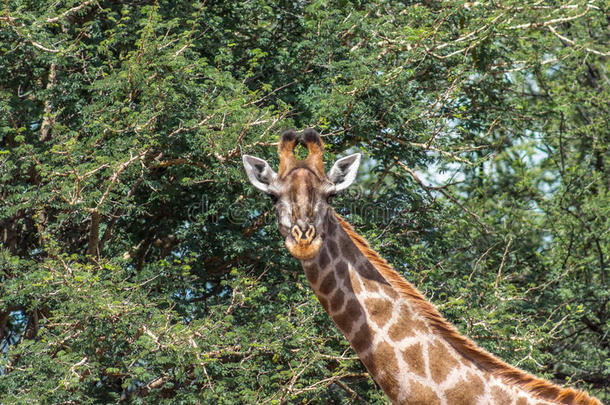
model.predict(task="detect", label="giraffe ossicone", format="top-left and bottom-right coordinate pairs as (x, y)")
top-left (242, 129), bottom-right (601, 405)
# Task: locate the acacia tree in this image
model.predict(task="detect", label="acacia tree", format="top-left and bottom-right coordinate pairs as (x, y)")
top-left (1, 0), bottom-right (607, 403)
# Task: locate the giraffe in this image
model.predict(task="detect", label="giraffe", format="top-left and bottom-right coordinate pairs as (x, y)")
top-left (242, 129), bottom-right (602, 405)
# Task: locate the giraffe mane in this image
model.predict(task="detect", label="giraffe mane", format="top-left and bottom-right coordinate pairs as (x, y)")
top-left (335, 213), bottom-right (601, 405)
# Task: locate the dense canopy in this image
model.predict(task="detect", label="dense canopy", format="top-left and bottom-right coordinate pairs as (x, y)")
top-left (1, 0), bottom-right (608, 403)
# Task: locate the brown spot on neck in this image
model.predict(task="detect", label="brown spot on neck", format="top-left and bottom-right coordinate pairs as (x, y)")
top-left (303, 263), bottom-right (319, 286)
top-left (330, 289), bottom-right (345, 312)
top-left (428, 339), bottom-right (461, 384)
top-left (445, 372), bottom-right (485, 404)
top-left (317, 247), bottom-right (330, 269)
top-left (492, 386), bottom-right (513, 404)
top-left (402, 343), bottom-right (426, 378)
top-left (408, 379), bottom-right (442, 405)
top-left (333, 299), bottom-right (363, 334)
top-left (364, 298), bottom-right (393, 328)
top-left (369, 342), bottom-right (401, 402)
top-left (516, 397), bottom-right (529, 405)
top-left (351, 323), bottom-right (373, 352)
top-left (319, 271), bottom-right (336, 295)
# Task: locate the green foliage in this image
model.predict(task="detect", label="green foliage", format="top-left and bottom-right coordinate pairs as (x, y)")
top-left (1, 0), bottom-right (608, 403)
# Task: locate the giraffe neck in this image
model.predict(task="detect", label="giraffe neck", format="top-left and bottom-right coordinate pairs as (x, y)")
top-left (299, 212), bottom-right (600, 405)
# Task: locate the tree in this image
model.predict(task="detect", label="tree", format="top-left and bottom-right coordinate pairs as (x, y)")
top-left (1, 0), bottom-right (607, 403)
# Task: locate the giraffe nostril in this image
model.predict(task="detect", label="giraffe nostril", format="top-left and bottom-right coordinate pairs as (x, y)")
top-left (291, 225), bottom-right (303, 241)
top-left (305, 225), bottom-right (316, 240)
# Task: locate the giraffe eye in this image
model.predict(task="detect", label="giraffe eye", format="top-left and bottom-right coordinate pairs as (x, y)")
top-left (326, 193), bottom-right (336, 204)
top-left (268, 194), bottom-right (279, 204)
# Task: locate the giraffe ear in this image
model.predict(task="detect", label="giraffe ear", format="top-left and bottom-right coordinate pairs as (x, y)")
top-left (328, 153), bottom-right (361, 192)
top-left (242, 155), bottom-right (277, 193)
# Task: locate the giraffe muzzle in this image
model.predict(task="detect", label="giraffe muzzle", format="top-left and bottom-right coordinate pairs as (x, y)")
top-left (291, 224), bottom-right (316, 244)
top-left (285, 224), bottom-right (322, 260)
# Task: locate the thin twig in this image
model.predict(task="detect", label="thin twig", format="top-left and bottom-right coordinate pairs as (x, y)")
top-left (494, 236), bottom-right (513, 289)
top-left (468, 242), bottom-right (500, 282)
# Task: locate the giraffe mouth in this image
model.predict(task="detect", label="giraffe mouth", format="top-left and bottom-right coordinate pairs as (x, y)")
top-left (285, 235), bottom-right (323, 260)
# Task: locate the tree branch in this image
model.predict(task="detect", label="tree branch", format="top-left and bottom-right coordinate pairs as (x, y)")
top-left (395, 159), bottom-right (492, 234)
top-left (40, 62), bottom-right (56, 141)
top-left (45, 1), bottom-right (96, 24)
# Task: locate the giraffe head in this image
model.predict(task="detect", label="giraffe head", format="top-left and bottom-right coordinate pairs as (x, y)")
top-left (242, 129), bottom-right (361, 260)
